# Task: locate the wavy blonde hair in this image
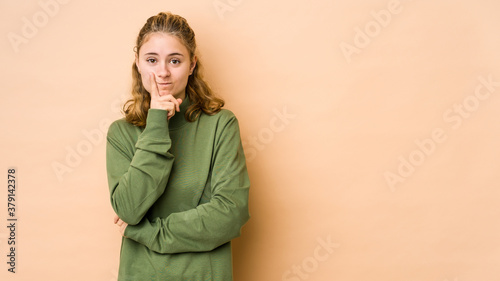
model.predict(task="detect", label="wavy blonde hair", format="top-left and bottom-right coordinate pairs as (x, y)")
top-left (123, 12), bottom-right (224, 127)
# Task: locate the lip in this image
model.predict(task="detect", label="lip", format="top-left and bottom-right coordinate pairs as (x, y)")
top-left (157, 82), bottom-right (172, 88)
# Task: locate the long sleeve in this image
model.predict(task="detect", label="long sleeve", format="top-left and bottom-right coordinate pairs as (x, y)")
top-left (124, 115), bottom-right (250, 253)
top-left (106, 109), bottom-right (174, 225)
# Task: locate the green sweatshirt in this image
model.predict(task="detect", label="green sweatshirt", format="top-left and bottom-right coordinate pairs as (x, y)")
top-left (106, 97), bottom-right (250, 280)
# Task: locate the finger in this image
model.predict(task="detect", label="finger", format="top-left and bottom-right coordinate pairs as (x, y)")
top-left (120, 223), bottom-right (128, 237)
top-left (149, 73), bottom-right (160, 98)
top-left (176, 98), bottom-right (183, 112)
top-left (167, 107), bottom-right (175, 120)
top-left (113, 215), bottom-right (119, 224)
top-left (163, 95), bottom-right (180, 112)
top-left (169, 96), bottom-right (181, 112)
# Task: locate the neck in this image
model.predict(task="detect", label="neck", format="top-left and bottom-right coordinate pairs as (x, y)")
top-left (174, 91), bottom-right (186, 102)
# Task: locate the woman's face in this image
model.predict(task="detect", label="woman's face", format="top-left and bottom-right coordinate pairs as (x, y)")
top-left (135, 32), bottom-right (196, 100)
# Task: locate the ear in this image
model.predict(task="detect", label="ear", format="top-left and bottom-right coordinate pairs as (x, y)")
top-left (190, 56), bottom-right (197, 75)
top-left (135, 53), bottom-right (141, 74)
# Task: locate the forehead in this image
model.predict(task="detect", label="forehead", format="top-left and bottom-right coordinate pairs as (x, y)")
top-left (140, 32), bottom-right (189, 56)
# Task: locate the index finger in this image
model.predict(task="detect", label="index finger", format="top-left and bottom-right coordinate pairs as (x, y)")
top-left (149, 73), bottom-right (160, 98)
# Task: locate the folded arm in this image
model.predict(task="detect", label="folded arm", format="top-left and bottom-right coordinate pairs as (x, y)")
top-left (106, 109), bottom-right (174, 225)
top-left (124, 115), bottom-right (251, 253)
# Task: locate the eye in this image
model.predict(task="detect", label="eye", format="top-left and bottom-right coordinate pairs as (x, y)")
top-left (170, 58), bottom-right (181, 65)
top-left (146, 58), bottom-right (157, 63)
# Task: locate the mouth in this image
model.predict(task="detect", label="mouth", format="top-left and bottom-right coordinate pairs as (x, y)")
top-left (156, 83), bottom-right (172, 88)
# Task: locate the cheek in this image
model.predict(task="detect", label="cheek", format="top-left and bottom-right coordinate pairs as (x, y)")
top-left (179, 68), bottom-right (191, 83)
top-left (137, 64), bottom-right (149, 87)
top-left (140, 74), bottom-right (151, 93)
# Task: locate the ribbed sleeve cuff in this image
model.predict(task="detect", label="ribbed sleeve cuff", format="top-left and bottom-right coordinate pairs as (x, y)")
top-left (135, 109), bottom-right (171, 155)
top-left (124, 219), bottom-right (155, 248)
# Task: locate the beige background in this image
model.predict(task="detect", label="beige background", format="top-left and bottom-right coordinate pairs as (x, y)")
top-left (1, 0), bottom-right (500, 280)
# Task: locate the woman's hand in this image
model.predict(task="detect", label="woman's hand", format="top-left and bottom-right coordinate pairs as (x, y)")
top-left (148, 73), bottom-right (183, 120)
top-left (114, 214), bottom-right (128, 237)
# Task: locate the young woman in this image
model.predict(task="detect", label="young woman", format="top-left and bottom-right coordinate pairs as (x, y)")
top-left (106, 12), bottom-right (250, 280)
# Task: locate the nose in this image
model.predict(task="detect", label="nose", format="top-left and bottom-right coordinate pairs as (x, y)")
top-left (156, 62), bottom-right (170, 78)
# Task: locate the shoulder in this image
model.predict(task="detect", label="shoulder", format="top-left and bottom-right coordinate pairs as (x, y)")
top-left (200, 108), bottom-right (237, 122)
top-left (197, 109), bottom-right (242, 139)
top-left (216, 109), bottom-right (238, 122)
top-left (107, 118), bottom-right (141, 141)
top-left (107, 118), bottom-right (128, 136)
top-left (199, 109), bottom-right (240, 128)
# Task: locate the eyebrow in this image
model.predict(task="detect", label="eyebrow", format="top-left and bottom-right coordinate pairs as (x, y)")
top-left (143, 52), bottom-right (184, 57)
